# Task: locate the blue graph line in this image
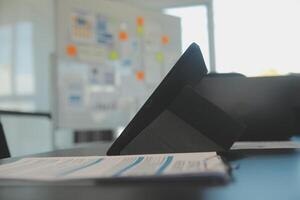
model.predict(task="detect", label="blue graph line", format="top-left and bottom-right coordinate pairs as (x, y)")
top-left (156, 156), bottom-right (173, 175)
top-left (59, 158), bottom-right (103, 177)
top-left (113, 157), bottom-right (144, 177)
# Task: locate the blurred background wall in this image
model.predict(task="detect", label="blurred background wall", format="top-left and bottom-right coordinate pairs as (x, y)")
top-left (1, 0), bottom-right (300, 156)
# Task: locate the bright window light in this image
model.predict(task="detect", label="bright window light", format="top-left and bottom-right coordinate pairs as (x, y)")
top-left (0, 25), bottom-right (13, 95)
top-left (214, 0), bottom-right (300, 76)
top-left (15, 22), bottom-right (34, 95)
top-left (0, 22), bottom-right (34, 96)
top-left (165, 6), bottom-right (211, 70)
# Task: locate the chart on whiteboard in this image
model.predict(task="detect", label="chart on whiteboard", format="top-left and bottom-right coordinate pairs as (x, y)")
top-left (54, 0), bottom-right (181, 129)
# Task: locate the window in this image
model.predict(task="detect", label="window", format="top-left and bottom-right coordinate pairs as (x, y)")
top-left (15, 22), bottom-right (34, 95)
top-left (165, 5), bottom-right (211, 70)
top-left (0, 25), bottom-right (13, 95)
top-left (0, 22), bottom-right (35, 110)
top-left (214, 0), bottom-right (300, 76)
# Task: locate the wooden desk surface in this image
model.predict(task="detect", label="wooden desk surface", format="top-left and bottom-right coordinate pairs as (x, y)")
top-left (0, 143), bottom-right (299, 200)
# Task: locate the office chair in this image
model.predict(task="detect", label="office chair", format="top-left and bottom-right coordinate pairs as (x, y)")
top-left (0, 121), bottom-right (10, 159)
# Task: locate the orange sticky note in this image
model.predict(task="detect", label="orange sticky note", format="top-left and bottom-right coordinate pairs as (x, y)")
top-left (161, 35), bottom-right (170, 45)
top-left (66, 44), bottom-right (77, 57)
top-left (136, 71), bottom-right (144, 81)
top-left (136, 16), bottom-right (144, 26)
top-left (119, 31), bottom-right (128, 41)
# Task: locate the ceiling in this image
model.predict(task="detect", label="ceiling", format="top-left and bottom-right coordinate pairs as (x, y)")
top-left (110, 0), bottom-right (208, 10)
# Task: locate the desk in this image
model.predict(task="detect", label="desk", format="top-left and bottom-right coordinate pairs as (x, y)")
top-left (0, 143), bottom-right (300, 200)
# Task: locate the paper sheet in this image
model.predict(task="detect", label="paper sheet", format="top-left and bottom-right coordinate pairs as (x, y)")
top-left (231, 141), bottom-right (300, 150)
top-left (71, 10), bottom-right (95, 43)
top-left (0, 152), bottom-right (227, 181)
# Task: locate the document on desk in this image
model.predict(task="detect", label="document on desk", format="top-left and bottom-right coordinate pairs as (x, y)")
top-left (231, 141), bottom-right (300, 150)
top-left (0, 152), bottom-right (228, 182)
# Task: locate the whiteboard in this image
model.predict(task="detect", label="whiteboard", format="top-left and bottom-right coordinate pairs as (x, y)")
top-left (53, 0), bottom-right (181, 130)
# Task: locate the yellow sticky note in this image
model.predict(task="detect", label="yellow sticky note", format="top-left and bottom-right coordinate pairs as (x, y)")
top-left (156, 52), bottom-right (164, 62)
top-left (137, 26), bottom-right (144, 35)
top-left (109, 51), bottom-right (119, 60)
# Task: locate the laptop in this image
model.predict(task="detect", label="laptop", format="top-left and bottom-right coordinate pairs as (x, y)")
top-left (196, 76), bottom-right (300, 141)
top-left (0, 122), bottom-right (10, 159)
top-left (107, 43), bottom-right (244, 155)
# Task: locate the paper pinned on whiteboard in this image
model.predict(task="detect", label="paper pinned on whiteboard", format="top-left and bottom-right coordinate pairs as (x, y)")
top-left (88, 91), bottom-right (118, 122)
top-left (144, 21), bottom-right (162, 52)
top-left (118, 38), bottom-right (140, 75)
top-left (88, 64), bottom-right (116, 86)
top-left (77, 45), bottom-right (105, 63)
top-left (67, 81), bottom-right (84, 107)
top-left (58, 61), bottom-right (88, 110)
top-left (144, 52), bottom-right (162, 85)
top-left (71, 10), bottom-right (95, 43)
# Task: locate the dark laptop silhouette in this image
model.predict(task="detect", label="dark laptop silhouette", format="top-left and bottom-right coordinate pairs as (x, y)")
top-left (196, 76), bottom-right (300, 141)
top-left (107, 43), bottom-right (244, 155)
top-left (0, 121), bottom-right (10, 159)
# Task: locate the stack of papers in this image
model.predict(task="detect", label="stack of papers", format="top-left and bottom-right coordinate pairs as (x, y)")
top-left (0, 152), bottom-right (228, 181)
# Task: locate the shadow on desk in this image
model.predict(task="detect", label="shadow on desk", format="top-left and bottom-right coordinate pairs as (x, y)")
top-left (0, 182), bottom-right (211, 200)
